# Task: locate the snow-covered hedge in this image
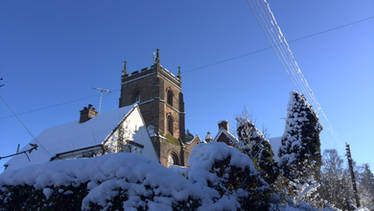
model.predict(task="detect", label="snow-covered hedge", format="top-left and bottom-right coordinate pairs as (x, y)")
top-left (188, 142), bottom-right (271, 210)
top-left (0, 142), bottom-right (270, 210)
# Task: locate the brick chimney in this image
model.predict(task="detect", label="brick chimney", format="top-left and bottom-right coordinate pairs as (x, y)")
top-left (218, 120), bottom-right (229, 132)
top-left (205, 131), bottom-right (213, 142)
top-left (79, 104), bottom-right (98, 123)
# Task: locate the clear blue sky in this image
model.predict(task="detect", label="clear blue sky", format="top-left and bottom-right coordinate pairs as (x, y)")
top-left (0, 0), bottom-right (373, 171)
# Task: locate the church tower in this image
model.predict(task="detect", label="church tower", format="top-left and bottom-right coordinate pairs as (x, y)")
top-left (119, 49), bottom-right (190, 166)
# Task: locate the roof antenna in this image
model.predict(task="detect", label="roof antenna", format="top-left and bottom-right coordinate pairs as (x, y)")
top-left (92, 88), bottom-right (111, 113)
top-left (0, 143), bottom-right (38, 162)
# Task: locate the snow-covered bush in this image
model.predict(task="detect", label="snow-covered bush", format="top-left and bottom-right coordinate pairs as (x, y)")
top-left (189, 142), bottom-right (272, 210)
top-left (0, 143), bottom-right (274, 210)
top-left (0, 153), bottom-right (206, 211)
top-left (0, 139), bottom-right (339, 210)
top-left (0, 183), bottom-right (88, 211)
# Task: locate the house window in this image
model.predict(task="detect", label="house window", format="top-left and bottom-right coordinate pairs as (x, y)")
top-left (167, 115), bottom-right (173, 135)
top-left (167, 90), bottom-right (173, 106)
top-left (123, 140), bottom-right (144, 154)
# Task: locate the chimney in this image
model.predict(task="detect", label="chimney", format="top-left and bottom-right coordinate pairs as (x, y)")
top-left (79, 104), bottom-right (98, 123)
top-left (205, 131), bottom-right (213, 142)
top-left (218, 120), bottom-right (229, 132)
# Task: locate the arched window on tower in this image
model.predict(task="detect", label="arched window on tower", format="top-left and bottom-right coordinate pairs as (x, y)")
top-left (167, 89), bottom-right (173, 106)
top-left (167, 115), bottom-right (173, 135)
top-left (167, 152), bottom-right (179, 167)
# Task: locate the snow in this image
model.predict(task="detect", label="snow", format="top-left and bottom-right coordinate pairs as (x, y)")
top-left (188, 142), bottom-right (257, 186)
top-left (5, 104), bottom-right (142, 171)
top-left (160, 64), bottom-right (176, 77)
top-left (212, 129), bottom-right (238, 144)
top-left (0, 152), bottom-right (210, 210)
top-left (0, 141), bottom-right (333, 210)
top-left (269, 137), bottom-right (282, 161)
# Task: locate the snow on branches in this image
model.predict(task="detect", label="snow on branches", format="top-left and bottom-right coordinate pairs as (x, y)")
top-left (235, 117), bottom-right (279, 184)
top-left (278, 91), bottom-right (323, 204)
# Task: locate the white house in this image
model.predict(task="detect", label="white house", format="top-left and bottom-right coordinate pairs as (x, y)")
top-left (5, 104), bottom-right (158, 171)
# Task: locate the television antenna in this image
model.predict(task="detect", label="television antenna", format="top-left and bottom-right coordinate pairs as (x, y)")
top-left (0, 143), bottom-right (38, 162)
top-left (92, 88), bottom-right (111, 113)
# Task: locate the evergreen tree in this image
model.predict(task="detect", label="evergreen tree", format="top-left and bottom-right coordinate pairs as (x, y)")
top-left (236, 117), bottom-right (278, 184)
top-left (278, 91), bottom-right (322, 203)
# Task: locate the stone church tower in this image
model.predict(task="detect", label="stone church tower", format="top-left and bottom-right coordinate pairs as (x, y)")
top-left (119, 49), bottom-right (196, 167)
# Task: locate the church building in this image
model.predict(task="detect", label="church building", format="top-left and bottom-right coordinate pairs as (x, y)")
top-left (119, 49), bottom-right (199, 167)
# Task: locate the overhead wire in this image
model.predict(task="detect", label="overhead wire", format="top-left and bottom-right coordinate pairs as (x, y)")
top-left (250, 0), bottom-right (309, 98)
top-left (250, 0), bottom-right (312, 107)
top-left (0, 95), bottom-right (53, 157)
top-left (184, 14), bottom-right (374, 73)
top-left (245, 0), bottom-right (340, 146)
top-left (250, 0), bottom-right (318, 111)
top-left (259, 0), bottom-right (314, 104)
top-left (0, 10), bottom-right (372, 148)
top-left (0, 14), bottom-right (372, 119)
top-left (262, 0), bottom-right (334, 136)
top-left (257, 0), bottom-right (325, 122)
top-left (0, 89), bottom-right (120, 120)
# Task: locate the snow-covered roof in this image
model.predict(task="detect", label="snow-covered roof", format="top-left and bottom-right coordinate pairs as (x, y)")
top-left (5, 104), bottom-right (137, 171)
top-left (212, 129), bottom-right (282, 162)
top-left (213, 129), bottom-right (238, 144)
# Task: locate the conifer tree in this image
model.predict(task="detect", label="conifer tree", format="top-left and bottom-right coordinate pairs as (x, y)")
top-left (278, 91), bottom-right (322, 203)
top-left (236, 117), bottom-right (278, 184)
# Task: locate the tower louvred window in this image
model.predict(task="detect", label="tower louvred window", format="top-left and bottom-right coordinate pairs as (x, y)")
top-left (167, 90), bottom-right (173, 106)
top-left (167, 115), bottom-right (173, 135)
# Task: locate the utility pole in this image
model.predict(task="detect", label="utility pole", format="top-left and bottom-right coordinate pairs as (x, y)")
top-left (92, 88), bottom-right (111, 113)
top-left (345, 142), bottom-right (361, 208)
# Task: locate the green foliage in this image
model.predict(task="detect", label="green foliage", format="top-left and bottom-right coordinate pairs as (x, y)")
top-left (207, 156), bottom-right (272, 210)
top-left (0, 183), bottom-right (88, 211)
top-left (279, 91), bottom-right (322, 185)
top-left (86, 185), bottom-right (201, 211)
top-left (236, 119), bottom-right (279, 184)
top-left (164, 133), bottom-right (180, 145)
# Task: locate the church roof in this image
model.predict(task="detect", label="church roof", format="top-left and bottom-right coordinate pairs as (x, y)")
top-left (5, 104), bottom-right (137, 171)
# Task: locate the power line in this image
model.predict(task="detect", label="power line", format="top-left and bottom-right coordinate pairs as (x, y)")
top-left (245, 0), bottom-right (341, 147)
top-left (0, 89), bottom-right (120, 120)
top-left (184, 14), bottom-right (374, 73)
top-left (0, 95), bottom-right (53, 157)
top-left (0, 14), bottom-right (372, 121)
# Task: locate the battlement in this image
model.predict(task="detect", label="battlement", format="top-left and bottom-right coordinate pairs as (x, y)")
top-left (122, 63), bottom-right (181, 87)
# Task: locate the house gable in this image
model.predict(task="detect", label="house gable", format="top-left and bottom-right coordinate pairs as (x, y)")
top-left (213, 129), bottom-right (238, 146)
top-left (103, 106), bottom-right (158, 162)
top-left (5, 104), bottom-right (159, 171)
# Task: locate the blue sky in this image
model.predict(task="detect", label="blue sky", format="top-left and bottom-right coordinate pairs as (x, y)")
top-left (0, 0), bottom-right (373, 171)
